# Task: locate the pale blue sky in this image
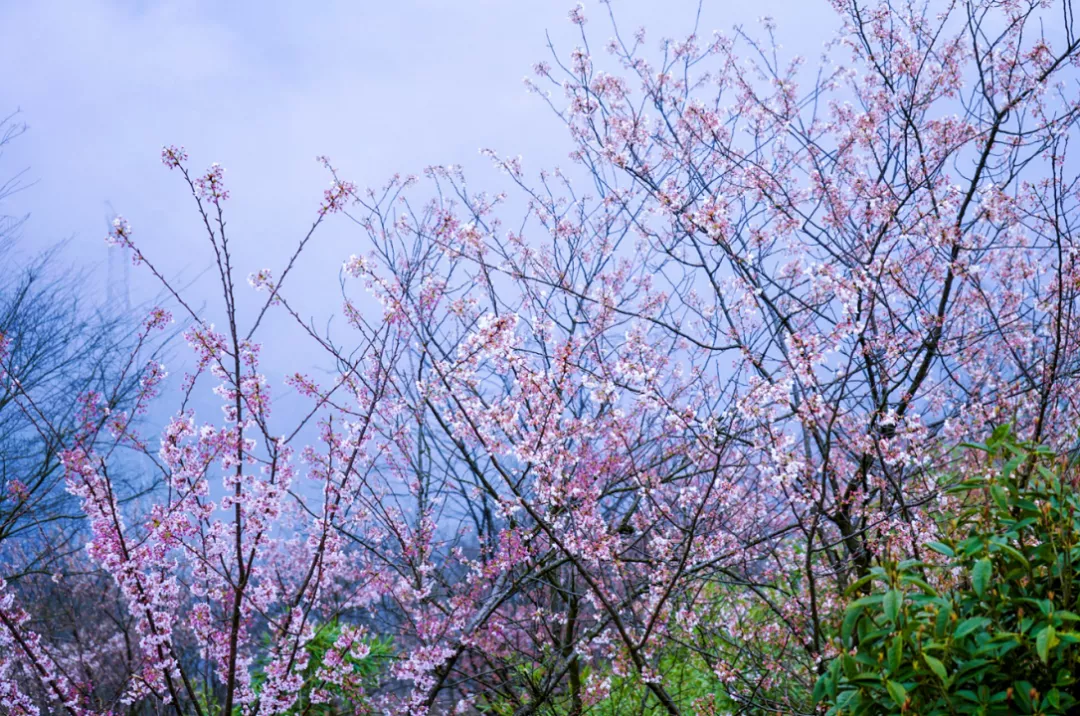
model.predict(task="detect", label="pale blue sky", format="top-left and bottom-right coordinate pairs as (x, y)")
top-left (0, 0), bottom-right (825, 378)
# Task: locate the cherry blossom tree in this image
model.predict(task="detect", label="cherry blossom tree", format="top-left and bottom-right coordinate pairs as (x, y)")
top-left (3, 0), bottom-right (1080, 714)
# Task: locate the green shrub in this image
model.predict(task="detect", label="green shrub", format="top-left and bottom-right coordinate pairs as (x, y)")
top-left (815, 427), bottom-right (1080, 714)
top-left (196, 619), bottom-right (391, 715)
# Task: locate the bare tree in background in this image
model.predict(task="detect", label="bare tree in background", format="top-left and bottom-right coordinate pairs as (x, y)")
top-left (0, 112), bottom-right (155, 581)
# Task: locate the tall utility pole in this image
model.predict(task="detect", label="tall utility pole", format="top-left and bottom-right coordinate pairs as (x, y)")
top-left (104, 201), bottom-right (130, 313)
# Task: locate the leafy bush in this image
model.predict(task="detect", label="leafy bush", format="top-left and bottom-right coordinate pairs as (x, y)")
top-left (816, 427), bottom-right (1080, 714)
top-left (196, 619), bottom-right (391, 716)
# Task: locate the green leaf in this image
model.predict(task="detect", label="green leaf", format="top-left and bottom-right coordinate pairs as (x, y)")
top-left (888, 634), bottom-right (903, 673)
top-left (955, 658), bottom-right (991, 681)
top-left (847, 674), bottom-right (883, 687)
top-left (993, 542), bottom-right (1030, 569)
top-left (841, 607), bottom-right (863, 646)
top-left (884, 589), bottom-right (902, 623)
top-left (960, 537), bottom-right (985, 557)
top-left (1014, 681), bottom-right (1034, 711)
top-left (972, 558), bottom-right (992, 598)
top-left (1003, 442), bottom-right (1027, 458)
top-left (811, 674), bottom-right (827, 704)
top-left (844, 573), bottom-right (875, 596)
top-left (924, 653), bottom-right (948, 683)
top-left (1037, 625), bottom-right (1056, 664)
top-left (886, 680), bottom-right (908, 708)
top-left (1003, 455), bottom-right (1025, 478)
top-left (954, 617), bottom-right (991, 639)
top-left (1015, 498), bottom-right (1040, 513)
top-left (990, 485), bottom-right (1010, 511)
top-left (935, 605), bottom-right (954, 637)
top-left (848, 594), bottom-right (883, 609)
top-left (956, 688), bottom-right (980, 703)
top-left (989, 423), bottom-right (1011, 446)
top-left (901, 574), bottom-right (939, 596)
top-left (926, 541), bottom-right (955, 558)
top-left (1056, 631), bottom-right (1080, 647)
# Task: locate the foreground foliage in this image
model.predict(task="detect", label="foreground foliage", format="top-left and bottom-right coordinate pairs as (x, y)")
top-left (817, 428), bottom-right (1080, 714)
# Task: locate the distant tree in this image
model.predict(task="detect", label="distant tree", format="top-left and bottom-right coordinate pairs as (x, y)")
top-left (0, 110), bottom-right (29, 241)
top-left (0, 111), bottom-right (153, 582)
top-left (0, 252), bottom-right (152, 576)
top-left (0, 113), bottom-right (166, 715)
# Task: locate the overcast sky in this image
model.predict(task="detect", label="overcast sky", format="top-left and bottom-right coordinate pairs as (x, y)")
top-left (0, 0), bottom-right (826, 385)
